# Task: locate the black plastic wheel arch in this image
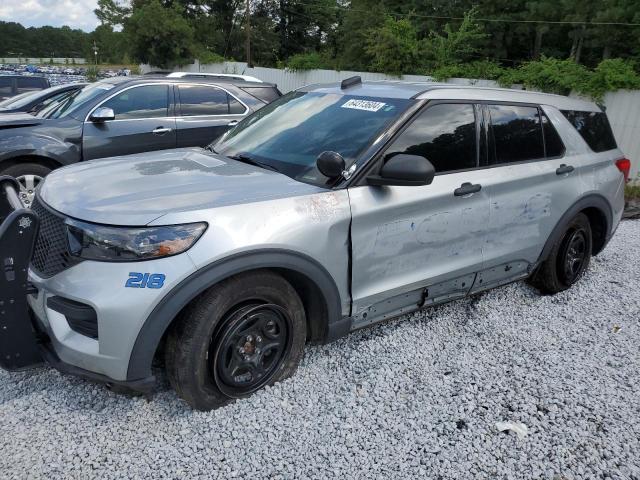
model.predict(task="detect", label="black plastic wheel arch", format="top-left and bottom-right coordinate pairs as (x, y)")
top-left (126, 249), bottom-right (346, 381)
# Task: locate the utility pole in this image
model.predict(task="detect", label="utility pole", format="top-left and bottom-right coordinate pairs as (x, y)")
top-left (245, 0), bottom-right (252, 67)
top-left (93, 41), bottom-right (98, 66)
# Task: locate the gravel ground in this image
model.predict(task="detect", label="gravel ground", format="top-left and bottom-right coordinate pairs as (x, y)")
top-left (2, 221), bottom-right (640, 480)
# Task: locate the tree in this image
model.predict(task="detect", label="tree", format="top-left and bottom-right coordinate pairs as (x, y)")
top-left (94, 0), bottom-right (131, 28)
top-left (87, 25), bottom-right (128, 63)
top-left (365, 15), bottom-right (419, 75)
top-left (422, 8), bottom-right (487, 67)
top-left (124, 0), bottom-right (197, 68)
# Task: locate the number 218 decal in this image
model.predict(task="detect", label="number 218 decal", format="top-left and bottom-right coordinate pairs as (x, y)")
top-left (125, 273), bottom-right (166, 289)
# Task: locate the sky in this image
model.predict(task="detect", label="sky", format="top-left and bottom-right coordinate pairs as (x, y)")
top-left (0, 0), bottom-right (100, 32)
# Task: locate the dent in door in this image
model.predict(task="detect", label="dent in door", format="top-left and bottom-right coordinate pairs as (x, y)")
top-left (488, 192), bottom-right (552, 246)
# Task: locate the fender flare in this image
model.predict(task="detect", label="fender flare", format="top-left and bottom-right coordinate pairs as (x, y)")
top-left (0, 148), bottom-right (70, 168)
top-left (126, 249), bottom-right (345, 381)
top-left (537, 193), bottom-right (613, 264)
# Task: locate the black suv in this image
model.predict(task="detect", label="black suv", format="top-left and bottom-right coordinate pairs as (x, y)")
top-left (0, 75), bottom-right (50, 101)
top-left (0, 76), bottom-right (281, 205)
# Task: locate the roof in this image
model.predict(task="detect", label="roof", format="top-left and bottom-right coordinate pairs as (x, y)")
top-left (301, 80), bottom-right (600, 112)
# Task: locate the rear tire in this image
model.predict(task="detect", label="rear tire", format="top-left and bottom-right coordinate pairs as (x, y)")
top-left (529, 213), bottom-right (592, 294)
top-left (0, 162), bottom-right (52, 208)
top-left (165, 271), bottom-right (307, 411)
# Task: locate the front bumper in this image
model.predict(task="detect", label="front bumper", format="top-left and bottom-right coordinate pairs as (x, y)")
top-left (0, 176), bottom-right (196, 391)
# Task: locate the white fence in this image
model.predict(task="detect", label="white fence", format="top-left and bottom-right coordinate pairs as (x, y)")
top-left (147, 61), bottom-right (640, 180)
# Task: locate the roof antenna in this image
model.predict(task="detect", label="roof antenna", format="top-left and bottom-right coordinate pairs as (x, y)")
top-left (341, 76), bottom-right (362, 90)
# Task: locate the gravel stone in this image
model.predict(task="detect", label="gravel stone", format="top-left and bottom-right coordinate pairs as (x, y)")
top-left (2, 221), bottom-right (640, 479)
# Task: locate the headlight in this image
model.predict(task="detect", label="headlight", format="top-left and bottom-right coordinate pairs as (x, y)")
top-left (66, 219), bottom-right (207, 262)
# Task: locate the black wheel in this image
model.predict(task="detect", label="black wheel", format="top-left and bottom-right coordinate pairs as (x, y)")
top-left (529, 213), bottom-right (592, 294)
top-left (165, 271), bottom-right (306, 410)
top-left (0, 162), bottom-right (52, 208)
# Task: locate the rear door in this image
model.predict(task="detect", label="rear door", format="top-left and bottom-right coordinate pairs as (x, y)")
top-left (477, 103), bottom-right (580, 287)
top-left (175, 83), bottom-right (248, 147)
top-left (349, 102), bottom-right (490, 322)
top-left (83, 83), bottom-right (177, 160)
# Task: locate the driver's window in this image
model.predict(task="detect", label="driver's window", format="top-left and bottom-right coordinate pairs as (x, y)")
top-left (384, 103), bottom-right (477, 173)
top-left (101, 85), bottom-right (169, 120)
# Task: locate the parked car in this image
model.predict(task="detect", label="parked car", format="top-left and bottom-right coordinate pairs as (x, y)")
top-left (0, 75), bottom-right (50, 101)
top-left (0, 82), bottom-right (86, 114)
top-left (0, 76), bottom-right (281, 205)
top-left (0, 78), bottom-right (627, 410)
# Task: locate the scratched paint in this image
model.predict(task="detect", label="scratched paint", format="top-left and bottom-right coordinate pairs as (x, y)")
top-left (488, 192), bottom-right (552, 245)
top-left (294, 191), bottom-right (344, 222)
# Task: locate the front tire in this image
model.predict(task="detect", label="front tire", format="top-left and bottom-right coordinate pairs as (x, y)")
top-left (0, 162), bottom-right (52, 208)
top-left (165, 271), bottom-right (307, 411)
top-left (529, 213), bottom-right (592, 294)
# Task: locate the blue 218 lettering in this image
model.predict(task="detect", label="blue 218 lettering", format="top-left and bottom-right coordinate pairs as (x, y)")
top-left (125, 273), bottom-right (166, 289)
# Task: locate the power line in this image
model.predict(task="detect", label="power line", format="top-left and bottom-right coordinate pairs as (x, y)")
top-left (293, 1), bottom-right (640, 27)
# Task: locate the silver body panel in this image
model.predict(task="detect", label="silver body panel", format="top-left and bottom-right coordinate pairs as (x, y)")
top-left (27, 83), bottom-right (625, 382)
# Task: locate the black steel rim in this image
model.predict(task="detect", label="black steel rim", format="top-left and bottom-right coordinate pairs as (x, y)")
top-left (211, 303), bottom-right (292, 398)
top-left (561, 227), bottom-right (587, 283)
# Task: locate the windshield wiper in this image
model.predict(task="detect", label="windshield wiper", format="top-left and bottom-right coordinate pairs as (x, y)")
top-left (227, 153), bottom-right (280, 173)
top-left (205, 144), bottom-right (217, 154)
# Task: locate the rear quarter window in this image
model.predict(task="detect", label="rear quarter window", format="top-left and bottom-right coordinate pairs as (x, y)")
top-left (240, 86), bottom-right (282, 104)
top-left (561, 110), bottom-right (617, 152)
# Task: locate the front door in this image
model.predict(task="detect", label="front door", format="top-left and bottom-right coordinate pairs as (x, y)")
top-left (349, 102), bottom-right (490, 324)
top-left (83, 84), bottom-right (177, 160)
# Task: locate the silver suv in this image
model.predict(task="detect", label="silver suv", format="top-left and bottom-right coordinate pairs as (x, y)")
top-left (0, 78), bottom-right (628, 410)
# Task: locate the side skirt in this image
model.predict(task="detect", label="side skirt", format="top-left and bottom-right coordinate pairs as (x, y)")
top-left (348, 260), bottom-right (532, 331)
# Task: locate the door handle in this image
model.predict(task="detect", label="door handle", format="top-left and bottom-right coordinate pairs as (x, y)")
top-left (227, 120), bottom-right (239, 127)
top-left (454, 182), bottom-right (482, 197)
top-left (152, 127), bottom-right (172, 135)
top-left (556, 164), bottom-right (575, 175)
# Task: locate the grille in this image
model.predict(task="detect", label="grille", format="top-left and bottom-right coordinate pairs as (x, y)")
top-left (31, 197), bottom-right (80, 278)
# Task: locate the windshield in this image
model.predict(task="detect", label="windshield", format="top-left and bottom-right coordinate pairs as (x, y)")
top-left (214, 91), bottom-right (412, 186)
top-left (44, 82), bottom-right (115, 119)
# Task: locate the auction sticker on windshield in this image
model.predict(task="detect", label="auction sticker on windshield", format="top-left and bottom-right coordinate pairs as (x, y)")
top-left (341, 99), bottom-right (386, 112)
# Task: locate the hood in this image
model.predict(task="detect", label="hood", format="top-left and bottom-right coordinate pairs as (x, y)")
top-left (0, 112), bottom-right (43, 129)
top-left (38, 148), bottom-right (324, 226)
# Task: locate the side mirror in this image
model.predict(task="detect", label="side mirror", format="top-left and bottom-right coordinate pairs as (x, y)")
top-left (316, 151), bottom-right (345, 179)
top-left (367, 154), bottom-right (435, 187)
top-left (89, 107), bottom-right (115, 122)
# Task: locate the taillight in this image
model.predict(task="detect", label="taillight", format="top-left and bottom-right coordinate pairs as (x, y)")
top-left (615, 158), bottom-right (631, 183)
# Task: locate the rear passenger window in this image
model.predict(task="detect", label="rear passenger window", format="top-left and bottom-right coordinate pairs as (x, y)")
top-left (179, 85), bottom-right (229, 116)
top-left (228, 95), bottom-right (246, 114)
top-left (541, 112), bottom-right (565, 157)
top-left (384, 103), bottom-right (477, 173)
top-left (179, 85), bottom-right (247, 116)
top-left (488, 105), bottom-right (544, 164)
top-left (561, 110), bottom-right (617, 152)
